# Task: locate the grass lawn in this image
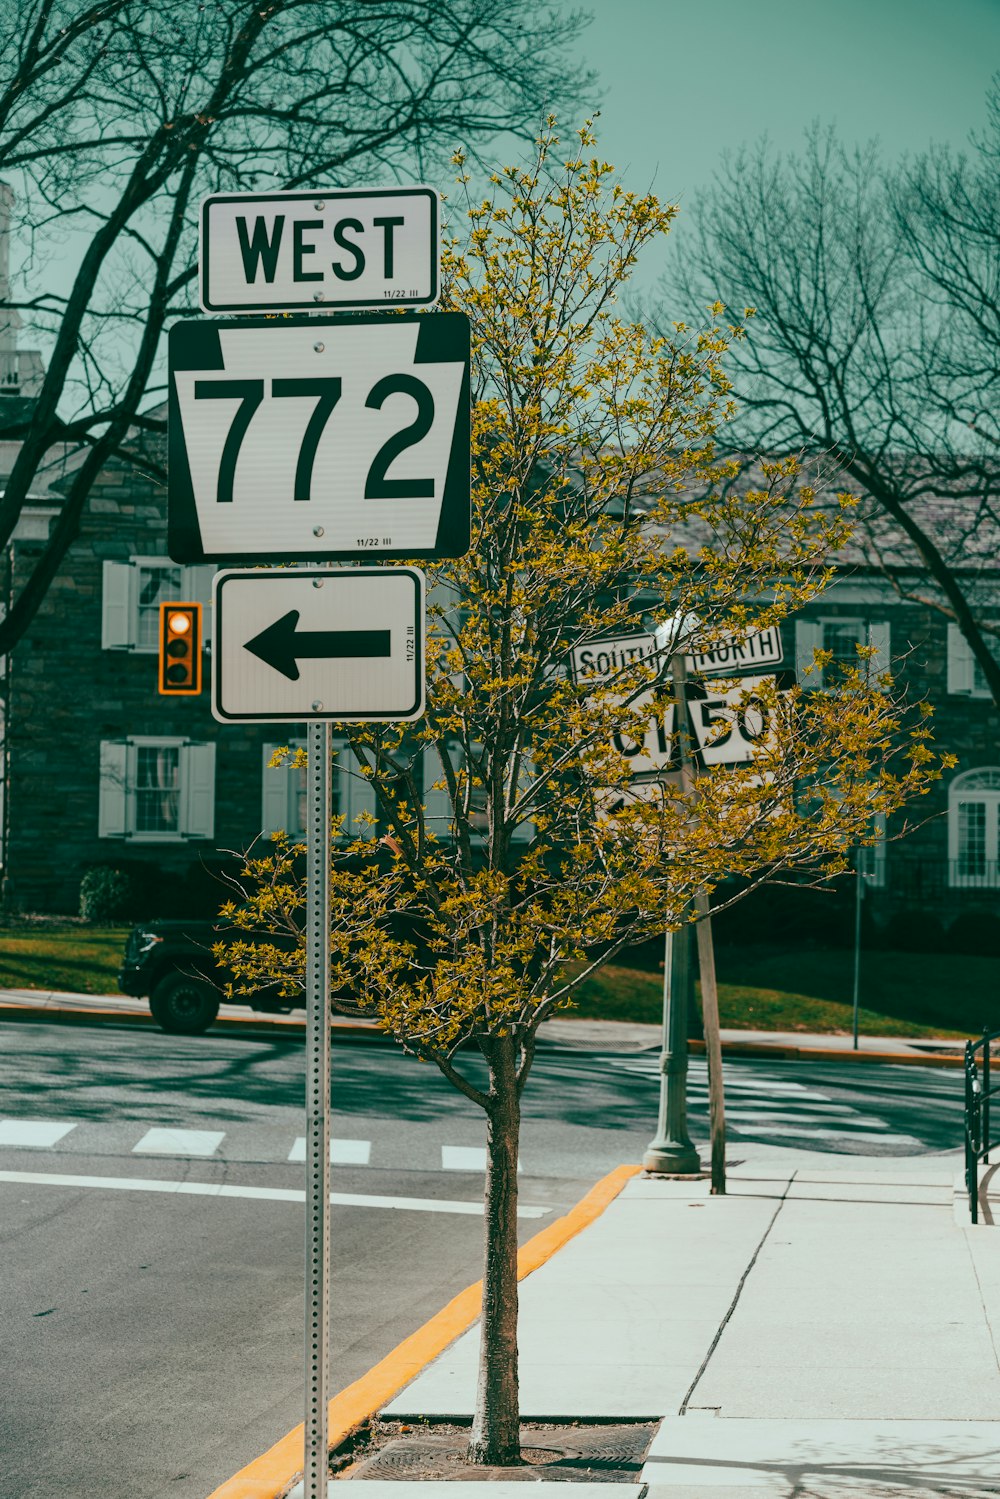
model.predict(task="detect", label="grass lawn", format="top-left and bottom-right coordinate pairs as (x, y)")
top-left (0, 920), bottom-right (130, 995)
top-left (0, 920), bottom-right (992, 1039)
top-left (565, 942), bottom-right (995, 1040)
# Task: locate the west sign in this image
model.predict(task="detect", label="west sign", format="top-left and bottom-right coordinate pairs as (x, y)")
top-left (200, 187), bottom-right (440, 312)
top-left (167, 312), bottom-right (470, 564)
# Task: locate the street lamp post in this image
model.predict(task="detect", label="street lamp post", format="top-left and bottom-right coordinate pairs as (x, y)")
top-left (643, 918), bottom-right (701, 1173)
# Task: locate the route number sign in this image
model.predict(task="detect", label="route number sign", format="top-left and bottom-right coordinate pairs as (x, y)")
top-left (168, 312), bottom-right (470, 564)
top-left (569, 633), bottom-right (675, 775)
top-left (200, 187), bottom-right (439, 312)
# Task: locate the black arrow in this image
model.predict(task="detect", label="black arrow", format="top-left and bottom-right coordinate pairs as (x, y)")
top-left (244, 610), bottom-right (391, 681)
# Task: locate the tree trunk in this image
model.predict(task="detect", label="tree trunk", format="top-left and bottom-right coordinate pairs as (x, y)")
top-left (468, 1033), bottom-right (522, 1465)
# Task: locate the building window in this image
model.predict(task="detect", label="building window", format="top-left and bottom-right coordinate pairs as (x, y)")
top-left (947, 623), bottom-right (1000, 699)
top-left (948, 767), bottom-right (1000, 887)
top-left (135, 743), bottom-right (180, 834)
top-left (102, 557), bottom-right (214, 652)
top-left (795, 618), bottom-right (890, 689)
top-left (99, 738), bottom-right (216, 842)
top-left (261, 740), bottom-right (374, 842)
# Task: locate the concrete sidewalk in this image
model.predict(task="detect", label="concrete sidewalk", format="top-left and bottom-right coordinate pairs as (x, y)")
top-left (351, 1154), bottom-right (1000, 1499)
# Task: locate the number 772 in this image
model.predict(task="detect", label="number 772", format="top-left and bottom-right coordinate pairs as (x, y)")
top-left (192, 373), bottom-right (436, 505)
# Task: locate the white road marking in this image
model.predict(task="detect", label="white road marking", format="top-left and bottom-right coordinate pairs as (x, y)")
top-left (744, 1125), bottom-right (925, 1144)
top-left (287, 1137), bottom-right (372, 1164)
top-left (441, 1146), bottom-right (522, 1173)
top-left (689, 1098), bottom-right (855, 1114)
top-left (132, 1128), bottom-right (226, 1157)
top-left (0, 1119), bottom-right (76, 1148)
top-left (0, 1168), bottom-right (549, 1216)
top-left (723, 1110), bottom-right (891, 1129)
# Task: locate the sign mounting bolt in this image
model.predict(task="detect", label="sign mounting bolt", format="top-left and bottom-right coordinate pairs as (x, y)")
top-left (313, 291), bottom-right (325, 302)
top-left (312, 579), bottom-right (324, 588)
top-left (312, 701), bottom-right (324, 711)
top-left (313, 341), bottom-right (325, 353)
top-left (312, 526), bottom-right (324, 537)
top-left (314, 201), bottom-right (325, 211)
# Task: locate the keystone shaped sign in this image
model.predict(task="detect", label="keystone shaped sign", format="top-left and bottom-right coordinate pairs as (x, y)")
top-left (168, 312), bottom-right (470, 565)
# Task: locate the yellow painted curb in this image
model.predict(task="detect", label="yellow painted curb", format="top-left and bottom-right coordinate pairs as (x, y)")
top-left (205, 1161), bottom-right (641, 1499)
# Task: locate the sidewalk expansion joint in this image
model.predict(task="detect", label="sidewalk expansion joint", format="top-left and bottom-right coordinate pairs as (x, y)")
top-left (678, 1169), bottom-right (796, 1416)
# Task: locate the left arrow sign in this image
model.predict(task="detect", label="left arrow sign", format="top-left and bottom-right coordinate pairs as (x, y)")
top-left (244, 610), bottom-right (391, 681)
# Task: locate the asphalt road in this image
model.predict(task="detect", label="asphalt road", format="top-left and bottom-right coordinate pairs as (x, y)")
top-left (0, 1020), bottom-right (966, 1499)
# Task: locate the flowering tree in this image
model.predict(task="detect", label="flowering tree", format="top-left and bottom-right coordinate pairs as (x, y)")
top-left (221, 127), bottom-right (944, 1465)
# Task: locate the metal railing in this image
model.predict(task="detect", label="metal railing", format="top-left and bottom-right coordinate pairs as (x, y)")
top-left (964, 1027), bottom-right (1000, 1223)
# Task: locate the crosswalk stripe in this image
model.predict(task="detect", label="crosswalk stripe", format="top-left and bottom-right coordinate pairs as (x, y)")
top-left (0, 1119), bottom-right (76, 1148)
top-left (441, 1146), bottom-right (523, 1173)
top-left (720, 1110), bottom-right (890, 1128)
top-left (744, 1124), bottom-right (924, 1143)
top-left (287, 1138), bottom-right (372, 1164)
top-left (132, 1128), bottom-right (225, 1157)
top-left (0, 1168), bottom-right (550, 1217)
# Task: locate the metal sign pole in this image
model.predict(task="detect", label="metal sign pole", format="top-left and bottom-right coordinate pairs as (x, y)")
top-left (304, 719), bottom-right (332, 1498)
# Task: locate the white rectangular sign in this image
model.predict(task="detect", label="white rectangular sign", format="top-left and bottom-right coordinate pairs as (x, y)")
top-left (688, 674), bottom-right (788, 766)
top-left (200, 188), bottom-right (439, 312)
top-left (688, 625), bottom-right (783, 676)
top-left (212, 567), bottom-right (425, 723)
top-left (168, 313), bottom-right (470, 564)
top-left (570, 633), bottom-right (674, 774)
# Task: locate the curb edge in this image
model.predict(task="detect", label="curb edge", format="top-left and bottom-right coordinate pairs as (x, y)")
top-left (204, 1162), bottom-right (641, 1499)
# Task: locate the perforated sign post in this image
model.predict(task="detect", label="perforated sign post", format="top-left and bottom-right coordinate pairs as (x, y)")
top-left (208, 565), bottom-right (424, 1499)
top-left (182, 197), bottom-right (452, 1499)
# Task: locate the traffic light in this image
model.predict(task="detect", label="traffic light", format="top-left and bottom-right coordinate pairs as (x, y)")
top-left (158, 602), bottom-right (202, 695)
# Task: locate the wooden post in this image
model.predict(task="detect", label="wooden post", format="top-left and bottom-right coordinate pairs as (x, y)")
top-left (672, 654), bottom-right (726, 1194)
top-left (694, 891), bottom-right (726, 1194)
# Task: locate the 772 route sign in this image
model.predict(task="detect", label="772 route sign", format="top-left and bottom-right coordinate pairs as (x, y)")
top-left (167, 311), bottom-right (470, 564)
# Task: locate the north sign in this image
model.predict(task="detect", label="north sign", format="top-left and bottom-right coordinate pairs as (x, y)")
top-left (168, 312), bottom-right (470, 564)
top-left (212, 567), bottom-right (425, 723)
top-left (688, 624), bottom-right (783, 677)
top-left (200, 187), bottom-right (439, 312)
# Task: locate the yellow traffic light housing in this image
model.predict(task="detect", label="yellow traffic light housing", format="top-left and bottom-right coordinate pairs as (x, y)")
top-left (158, 602), bottom-right (202, 695)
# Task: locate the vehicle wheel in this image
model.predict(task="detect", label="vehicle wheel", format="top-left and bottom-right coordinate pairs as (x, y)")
top-left (149, 973), bottom-right (221, 1035)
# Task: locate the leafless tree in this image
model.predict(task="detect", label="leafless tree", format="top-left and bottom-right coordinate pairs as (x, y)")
top-left (0, 0), bottom-right (593, 652)
top-left (657, 87), bottom-right (1000, 703)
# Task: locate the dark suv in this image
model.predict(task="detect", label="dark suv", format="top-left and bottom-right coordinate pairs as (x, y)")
top-left (118, 920), bottom-right (297, 1035)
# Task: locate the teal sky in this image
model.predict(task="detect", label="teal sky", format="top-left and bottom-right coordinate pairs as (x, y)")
top-left (567, 0), bottom-right (999, 283)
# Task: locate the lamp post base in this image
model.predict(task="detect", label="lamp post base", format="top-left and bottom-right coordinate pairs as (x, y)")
top-left (642, 1139), bottom-right (701, 1174)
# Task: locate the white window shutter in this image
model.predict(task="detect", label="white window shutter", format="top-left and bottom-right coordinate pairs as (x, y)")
top-left (101, 561), bottom-right (133, 649)
top-left (180, 742), bottom-right (216, 839)
top-left (947, 623), bottom-right (975, 694)
top-left (422, 744), bottom-right (455, 838)
top-left (867, 621), bottom-right (891, 679)
top-left (794, 620), bottom-right (823, 687)
top-left (98, 741), bottom-right (128, 837)
top-left (183, 564), bottom-right (216, 646)
top-left (261, 743), bottom-right (293, 838)
top-left (339, 744), bottom-right (377, 840)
